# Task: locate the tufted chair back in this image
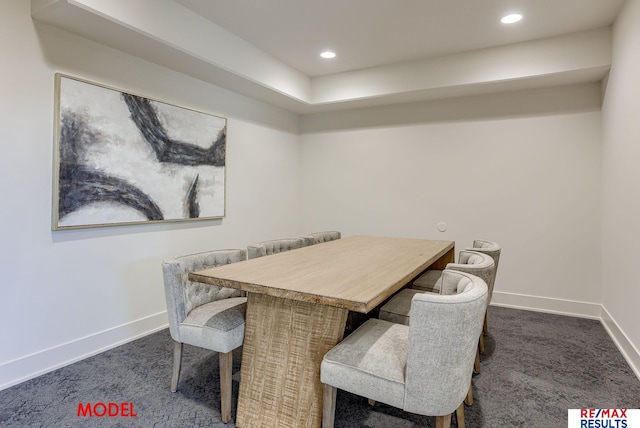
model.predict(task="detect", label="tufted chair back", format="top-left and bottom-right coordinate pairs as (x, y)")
top-left (300, 231), bottom-right (341, 246)
top-left (162, 249), bottom-right (246, 343)
top-left (466, 240), bottom-right (501, 301)
top-left (404, 274), bottom-right (487, 416)
top-left (443, 250), bottom-right (495, 300)
top-left (436, 269), bottom-right (476, 296)
top-left (247, 238), bottom-right (305, 259)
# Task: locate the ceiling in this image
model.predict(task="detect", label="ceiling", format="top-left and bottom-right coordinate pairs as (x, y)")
top-left (175, 0), bottom-right (624, 77)
top-left (32, 0), bottom-right (625, 113)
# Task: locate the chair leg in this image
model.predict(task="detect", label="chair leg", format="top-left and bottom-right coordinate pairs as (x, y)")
top-left (465, 383), bottom-right (473, 406)
top-left (436, 414), bottom-right (452, 428)
top-left (219, 351), bottom-right (233, 424)
top-left (323, 384), bottom-right (337, 428)
top-left (171, 341), bottom-right (183, 393)
top-left (368, 399), bottom-right (376, 406)
top-left (474, 349), bottom-right (481, 374)
top-left (455, 402), bottom-right (465, 428)
top-left (478, 333), bottom-right (485, 354)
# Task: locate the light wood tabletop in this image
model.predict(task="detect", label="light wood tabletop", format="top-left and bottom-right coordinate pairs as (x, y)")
top-left (189, 235), bottom-right (454, 428)
top-left (189, 235), bottom-right (454, 313)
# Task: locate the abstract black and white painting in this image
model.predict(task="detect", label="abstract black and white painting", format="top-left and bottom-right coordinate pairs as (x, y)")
top-left (52, 74), bottom-right (226, 230)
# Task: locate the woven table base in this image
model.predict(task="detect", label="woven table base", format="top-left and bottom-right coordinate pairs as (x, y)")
top-left (236, 293), bottom-right (349, 427)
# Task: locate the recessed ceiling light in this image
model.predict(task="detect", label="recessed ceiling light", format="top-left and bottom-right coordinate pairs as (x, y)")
top-left (501, 13), bottom-right (523, 24)
top-left (320, 51), bottom-right (336, 59)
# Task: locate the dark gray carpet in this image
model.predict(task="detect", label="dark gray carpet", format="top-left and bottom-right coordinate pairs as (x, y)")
top-left (1, 306), bottom-right (639, 427)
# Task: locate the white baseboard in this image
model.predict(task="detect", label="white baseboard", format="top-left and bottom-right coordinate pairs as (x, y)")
top-left (490, 290), bottom-right (602, 319)
top-left (600, 306), bottom-right (640, 381)
top-left (491, 291), bottom-right (640, 381)
top-left (0, 311), bottom-right (168, 391)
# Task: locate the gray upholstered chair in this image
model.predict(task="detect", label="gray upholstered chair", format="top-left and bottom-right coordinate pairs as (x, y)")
top-left (380, 251), bottom-right (494, 323)
top-left (162, 249), bottom-right (247, 423)
top-left (413, 250), bottom-right (495, 294)
top-left (321, 272), bottom-right (488, 428)
top-left (301, 231), bottom-right (341, 246)
top-left (246, 237), bottom-right (305, 259)
top-left (465, 240), bottom-right (501, 337)
top-left (379, 269), bottom-right (481, 324)
top-left (379, 250), bottom-right (494, 375)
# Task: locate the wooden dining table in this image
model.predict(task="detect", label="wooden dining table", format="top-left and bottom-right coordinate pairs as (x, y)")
top-left (189, 235), bottom-right (454, 428)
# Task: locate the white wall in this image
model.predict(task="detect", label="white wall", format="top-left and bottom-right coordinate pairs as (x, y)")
top-left (601, 0), bottom-right (640, 374)
top-left (0, 0), bottom-right (300, 389)
top-left (4, 0), bottom-right (639, 390)
top-left (300, 86), bottom-right (603, 315)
